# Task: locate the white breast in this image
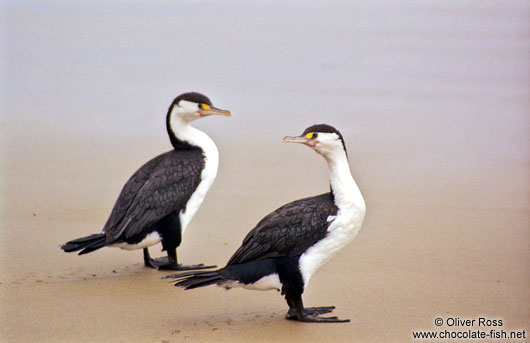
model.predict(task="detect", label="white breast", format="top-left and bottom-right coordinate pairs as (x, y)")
top-left (178, 128), bottom-right (219, 235)
top-left (298, 205), bottom-right (365, 289)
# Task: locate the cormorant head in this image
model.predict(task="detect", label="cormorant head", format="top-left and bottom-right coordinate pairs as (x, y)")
top-left (168, 92), bottom-right (231, 123)
top-left (283, 124), bottom-right (347, 159)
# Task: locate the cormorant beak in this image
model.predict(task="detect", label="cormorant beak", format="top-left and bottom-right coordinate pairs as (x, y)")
top-left (198, 106), bottom-right (231, 117)
top-left (283, 135), bottom-right (318, 147)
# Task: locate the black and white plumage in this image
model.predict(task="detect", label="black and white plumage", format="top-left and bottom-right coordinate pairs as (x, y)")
top-left (61, 92), bottom-right (231, 270)
top-left (166, 124), bottom-right (366, 322)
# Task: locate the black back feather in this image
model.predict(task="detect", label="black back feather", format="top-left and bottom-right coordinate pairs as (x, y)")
top-left (226, 193), bottom-right (338, 265)
top-left (102, 149), bottom-right (204, 243)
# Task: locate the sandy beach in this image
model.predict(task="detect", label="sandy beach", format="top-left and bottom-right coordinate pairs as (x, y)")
top-left (2, 1), bottom-right (529, 342)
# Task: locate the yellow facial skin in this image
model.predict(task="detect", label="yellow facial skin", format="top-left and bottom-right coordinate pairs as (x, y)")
top-left (283, 132), bottom-right (318, 147)
top-left (197, 103), bottom-right (231, 117)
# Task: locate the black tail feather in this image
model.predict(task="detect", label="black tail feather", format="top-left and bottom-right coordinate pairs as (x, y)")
top-left (61, 233), bottom-right (107, 255)
top-left (168, 270), bottom-right (228, 290)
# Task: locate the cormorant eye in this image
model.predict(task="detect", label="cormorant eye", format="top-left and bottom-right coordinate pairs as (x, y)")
top-left (312, 132), bottom-right (318, 139)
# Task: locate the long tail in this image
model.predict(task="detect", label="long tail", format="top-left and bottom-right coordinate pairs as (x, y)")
top-left (61, 233), bottom-right (107, 255)
top-left (164, 270), bottom-right (228, 290)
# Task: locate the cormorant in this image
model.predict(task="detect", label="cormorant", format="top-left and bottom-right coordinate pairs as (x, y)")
top-left (61, 92), bottom-right (231, 270)
top-left (166, 124), bottom-right (366, 322)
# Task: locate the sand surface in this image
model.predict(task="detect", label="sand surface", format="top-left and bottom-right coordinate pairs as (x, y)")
top-left (2, 1), bottom-right (529, 342)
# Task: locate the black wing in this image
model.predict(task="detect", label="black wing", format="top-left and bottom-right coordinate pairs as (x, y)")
top-left (227, 193), bottom-right (338, 266)
top-left (102, 149), bottom-right (205, 241)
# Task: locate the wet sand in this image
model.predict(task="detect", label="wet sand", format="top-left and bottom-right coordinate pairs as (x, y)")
top-left (2, 128), bottom-right (529, 342)
top-left (2, 1), bottom-right (529, 342)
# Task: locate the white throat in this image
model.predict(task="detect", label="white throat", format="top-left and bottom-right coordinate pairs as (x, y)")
top-left (169, 110), bottom-right (206, 148)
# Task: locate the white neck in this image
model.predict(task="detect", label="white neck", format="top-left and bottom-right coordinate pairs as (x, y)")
top-left (168, 110), bottom-right (220, 234)
top-left (325, 149), bottom-right (365, 213)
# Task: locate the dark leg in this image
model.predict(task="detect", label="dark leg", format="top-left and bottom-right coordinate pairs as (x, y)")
top-left (144, 247), bottom-right (177, 269)
top-left (156, 247), bottom-right (216, 271)
top-left (152, 214), bottom-right (216, 271)
top-left (143, 248), bottom-right (158, 268)
top-left (287, 306), bottom-right (336, 318)
top-left (286, 296), bottom-right (335, 318)
top-left (285, 294), bottom-right (350, 323)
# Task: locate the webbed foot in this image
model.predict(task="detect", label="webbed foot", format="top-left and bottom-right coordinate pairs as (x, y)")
top-left (285, 295), bottom-right (349, 323)
top-left (286, 306), bottom-right (336, 319)
top-left (143, 248), bottom-right (215, 271)
top-left (158, 262), bottom-right (216, 271)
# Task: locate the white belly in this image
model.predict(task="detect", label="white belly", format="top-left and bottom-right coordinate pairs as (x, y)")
top-left (111, 231), bottom-right (162, 250)
top-left (219, 273), bottom-right (282, 292)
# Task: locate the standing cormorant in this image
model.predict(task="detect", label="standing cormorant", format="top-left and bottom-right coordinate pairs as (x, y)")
top-left (166, 124), bottom-right (366, 322)
top-left (61, 92), bottom-right (231, 270)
